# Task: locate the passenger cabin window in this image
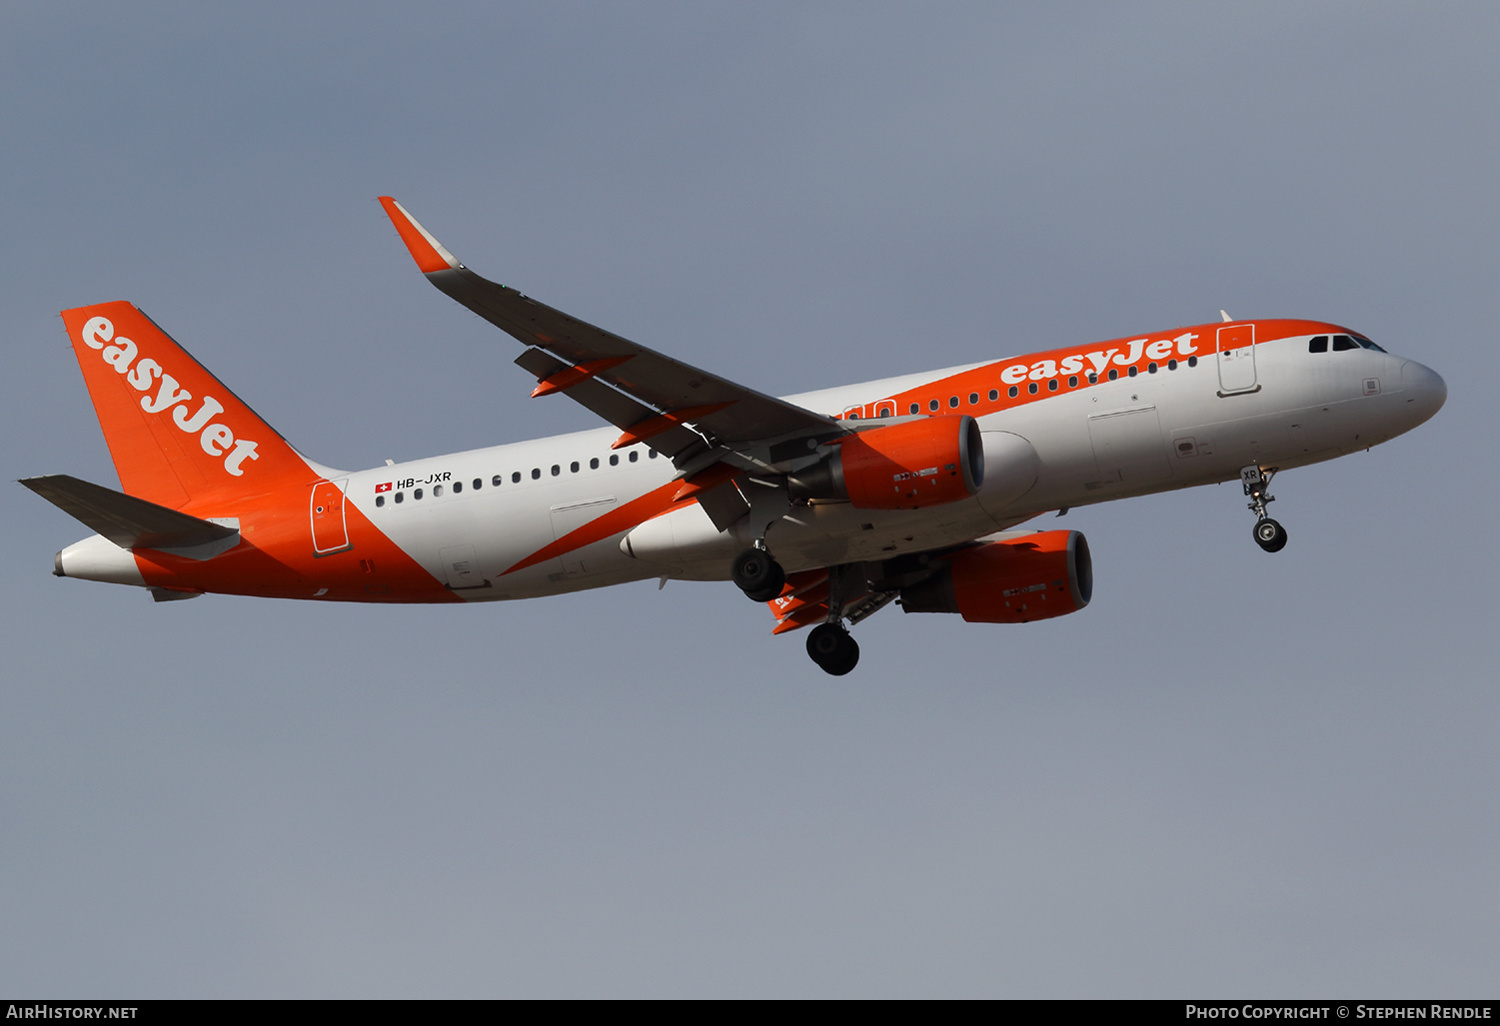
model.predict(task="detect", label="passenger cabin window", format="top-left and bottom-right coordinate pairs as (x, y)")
top-left (570, 461), bottom-right (579, 473)
top-left (1309, 335), bottom-right (1329, 353)
top-left (909, 403), bottom-right (919, 415)
top-left (531, 468), bottom-right (540, 480)
top-left (609, 454), bottom-right (619, 466)
top-left (414, 488), bottom-right (423, 500)
top-left (394, 492), bottom-right (403, 503)
top-left (988, 389), bottom-right (999, 401)
top-left (590, 458), bottom-right (599, 469)
top-left (512, 472), bottom-right (521, 483)
top-left (475, 478), bottom-right (483, 489)
top-left (629, 451), bottom-right (638, 462)
top-left (376, 495), bottom-right (384, 507)
top-left (452, 481), bottom-right (462, 493)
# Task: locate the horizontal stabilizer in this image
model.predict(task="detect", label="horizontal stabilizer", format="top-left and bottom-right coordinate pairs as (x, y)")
top-left (20, 475), bottom-right (238, 551)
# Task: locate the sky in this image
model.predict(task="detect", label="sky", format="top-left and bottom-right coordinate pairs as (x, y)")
top-left (2, 2), bottom-right (1496, 998)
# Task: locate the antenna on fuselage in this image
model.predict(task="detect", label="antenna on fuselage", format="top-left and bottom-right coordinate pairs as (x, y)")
top-left (1220, 310), bottom-right (1233, 322)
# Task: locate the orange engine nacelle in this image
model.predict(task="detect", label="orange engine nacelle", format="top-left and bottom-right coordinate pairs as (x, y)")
top-left (791, 415), bottom-right (984, 510)
top-left (899, 530), bottom-right (1093, 624)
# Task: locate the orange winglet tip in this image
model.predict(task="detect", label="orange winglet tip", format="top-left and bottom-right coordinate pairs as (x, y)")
top-left (611, 402), bottom-right (735, 450)
top-left (378, 196), bottom-right (460, 274)
top-left (531, 356), bottom-right (634, 398)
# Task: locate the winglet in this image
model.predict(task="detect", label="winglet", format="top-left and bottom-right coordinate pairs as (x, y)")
top-left (378, 196), bottom-right (461, 273)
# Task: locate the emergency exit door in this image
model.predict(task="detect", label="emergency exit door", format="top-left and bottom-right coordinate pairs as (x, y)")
top-left (310, 479), bottom-right (351, 555)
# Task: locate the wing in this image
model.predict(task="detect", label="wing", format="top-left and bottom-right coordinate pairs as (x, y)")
top-left (377, 197), bottom-right (843, 472)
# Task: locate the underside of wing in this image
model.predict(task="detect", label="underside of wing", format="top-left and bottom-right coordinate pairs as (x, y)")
top-left (378, 197), bottom-right (841, 470)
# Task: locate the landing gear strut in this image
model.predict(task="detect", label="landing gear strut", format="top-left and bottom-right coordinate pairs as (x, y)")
top-left (806, 622), bottom-right (860, 676)
top-left (1241, 464), bottom-right (1288, 553)
top-left (732, 546), bottom-right (785, 603)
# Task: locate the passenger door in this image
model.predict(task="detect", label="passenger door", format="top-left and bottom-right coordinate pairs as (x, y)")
top-left (1216, 324), bottom-right (1258, 395)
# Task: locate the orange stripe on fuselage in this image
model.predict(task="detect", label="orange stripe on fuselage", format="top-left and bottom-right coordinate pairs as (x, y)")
top-left (502, 478), bottom-right (687, 576)
top-left (132, 484), bottom-right (459, 603)
top-left (840, 319), bottom-right (1338, 423)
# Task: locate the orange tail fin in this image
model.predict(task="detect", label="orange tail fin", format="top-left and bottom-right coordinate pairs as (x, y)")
top-left (61, 301), bottom-right (317, 510)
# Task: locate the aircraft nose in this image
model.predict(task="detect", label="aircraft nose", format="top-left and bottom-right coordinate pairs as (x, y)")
top-left (1399, 360), bottom-right (1447, 426)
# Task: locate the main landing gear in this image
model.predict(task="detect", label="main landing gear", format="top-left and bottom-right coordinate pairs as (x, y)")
top-left (806, 622), bottom-right (860, 676)
top-left (732, 545), bottom-right (786, 603)
top-left (733, 548), bottom-right (863, 675)
top-left (1241, 464), bottom-right (1288, 553)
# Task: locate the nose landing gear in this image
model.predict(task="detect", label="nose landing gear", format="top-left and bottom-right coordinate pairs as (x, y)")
top-left (1241, 465), bottom-right (1288, 553)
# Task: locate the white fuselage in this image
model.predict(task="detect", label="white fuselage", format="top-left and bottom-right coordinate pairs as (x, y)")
top-left (346, 333), bottom-right (1445, 600)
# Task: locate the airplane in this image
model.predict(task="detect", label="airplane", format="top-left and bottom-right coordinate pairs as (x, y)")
top-left (22, 197), bottom-right (1448, 675)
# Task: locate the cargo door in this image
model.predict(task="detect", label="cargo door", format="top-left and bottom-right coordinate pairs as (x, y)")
top-left (439, 544), bottom-right (487, 589)
top-left (1088, 407), bottom-right (1171, 484)
top-left (549, 496), bottom-right (617, 578)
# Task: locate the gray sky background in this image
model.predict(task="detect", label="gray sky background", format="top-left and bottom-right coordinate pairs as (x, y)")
top-left (2, 2), bottom-right (1496, 997)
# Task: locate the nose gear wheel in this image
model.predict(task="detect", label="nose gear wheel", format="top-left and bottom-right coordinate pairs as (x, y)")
top-left (1253, 517), bottom-right (1288, 552)
top-left (1241, 465), bottom-right (1288, 554)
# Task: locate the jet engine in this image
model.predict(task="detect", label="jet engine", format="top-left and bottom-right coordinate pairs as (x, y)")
top-left (790, 415), bottom-right (984, 510)
top-left (899, 530), bottom-right (1092, 623)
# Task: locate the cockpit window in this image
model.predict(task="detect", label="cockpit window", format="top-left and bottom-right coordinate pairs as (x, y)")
top-left (1332, 335), bottom-right (1359, 351)
top-left (1352, 333), bottom-right (1386, 352)
top-left (1309, 335), bottom-right (1329, 353)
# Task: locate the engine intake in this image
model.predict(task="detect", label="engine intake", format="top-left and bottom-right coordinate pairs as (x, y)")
top-left (900, 530), bottom-right (1093, 623)
top-left (790, 415), bottom-right (984, 510)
